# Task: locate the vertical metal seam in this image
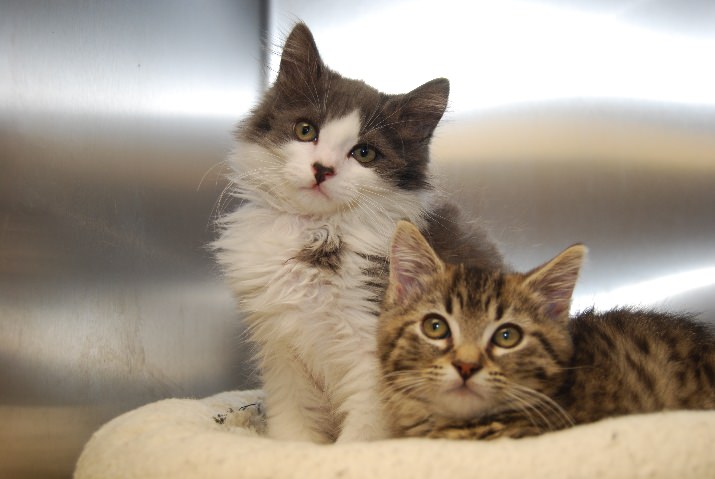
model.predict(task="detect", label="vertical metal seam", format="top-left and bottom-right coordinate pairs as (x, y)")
top-left (258, 0), bottom-right (271, 91)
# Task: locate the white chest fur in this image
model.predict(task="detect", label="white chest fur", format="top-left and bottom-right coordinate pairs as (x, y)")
top-left (217, 202), bottom-right (415, 348)
top-left (216, 198), bottom-right (428, 441)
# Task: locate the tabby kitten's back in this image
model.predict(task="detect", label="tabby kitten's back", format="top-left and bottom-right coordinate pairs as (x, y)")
top-left (565, 307), bottom-right (715, 424)
top-left (378, 221), bottom-right (715, 440)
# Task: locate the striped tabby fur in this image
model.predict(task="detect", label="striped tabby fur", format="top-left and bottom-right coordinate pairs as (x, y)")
top-left (378, 221), bottom-right (715, 439)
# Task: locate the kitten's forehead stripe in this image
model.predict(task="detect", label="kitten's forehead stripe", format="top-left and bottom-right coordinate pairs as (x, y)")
top-left (484, 295), bottom-right (492, 313)
top-left (495, 302), bottom-right (505, 322)
top-left (456, 290), bottom-right (465, 311)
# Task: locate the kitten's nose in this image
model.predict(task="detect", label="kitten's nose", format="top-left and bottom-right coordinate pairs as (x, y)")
top-left (313, 162), bottom-right (335, 185)
top-left (452, 360), bottom-right (481, 381)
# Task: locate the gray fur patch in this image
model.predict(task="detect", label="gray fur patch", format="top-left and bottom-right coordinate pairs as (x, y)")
top-left (358, 253), bottom-right (389, 303)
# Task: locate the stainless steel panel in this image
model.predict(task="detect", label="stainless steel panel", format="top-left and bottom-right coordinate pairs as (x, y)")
top-left (1, 1), bottom-right (265, 477)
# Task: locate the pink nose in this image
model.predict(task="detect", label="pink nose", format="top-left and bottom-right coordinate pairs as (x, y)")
top-left (452, 360), bottom-right (481, 380)
top-left (313, 162), bottom-right (335, 184)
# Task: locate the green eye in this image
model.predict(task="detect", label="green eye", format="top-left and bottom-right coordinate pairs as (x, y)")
top-left (492, 324), bottom-right (523, 349)
top-left (294, 121), bottom-right (318, 142)
top-left (421, 314), bottom-right (451, 340)
top-left (350, 144), bottom-right (377, 163)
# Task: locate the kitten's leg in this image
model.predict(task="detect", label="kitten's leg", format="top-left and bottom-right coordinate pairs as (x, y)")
top-left (334, 357), bottom-right (388, 442)
top-left (337, 393), bottom-right (388, 442)
top-left (261, 350), bottom-right (333, 443)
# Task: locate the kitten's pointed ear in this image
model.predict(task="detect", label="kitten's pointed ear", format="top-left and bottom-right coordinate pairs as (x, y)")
top-left (276, 23), bottom-right (324, 87)
top-left (386, 221), bottom-right (445, 307)
top-left (389, 78), bottom-right (450, 142)
top-left (523, 244), bottom-right (587, 321)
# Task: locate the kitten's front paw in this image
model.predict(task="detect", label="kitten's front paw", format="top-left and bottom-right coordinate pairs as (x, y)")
top-left (336, 421), bottom-right (388, 443)
top-left (213, 401), bottom-right (267, 435)
top-left (428, 421), bottom-right (506, 440)
top-left (336, 407), bottom-right (390, 443)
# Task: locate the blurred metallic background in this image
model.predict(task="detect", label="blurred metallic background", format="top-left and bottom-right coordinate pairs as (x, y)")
top-left (1, 0), bottom-right (714, 477)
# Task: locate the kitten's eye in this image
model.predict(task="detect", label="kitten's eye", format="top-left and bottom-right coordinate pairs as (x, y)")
top-left (294, 121), bottom-right (318, 142)
top-left (350, 144), bottom-right (377, 163)
top-left (492, 324), bottom-right (523, 349)
top-left (421, 314), bottom-right (451, 340)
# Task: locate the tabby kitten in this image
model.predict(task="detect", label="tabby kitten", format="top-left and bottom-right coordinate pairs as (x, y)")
top-left (214, 24), bottom-right (501, 443)
top-left (379, 221), bottom-right (715, 440)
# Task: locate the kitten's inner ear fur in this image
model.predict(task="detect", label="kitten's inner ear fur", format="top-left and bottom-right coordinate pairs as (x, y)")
top-left (277, 23), bottom-right (324, 87)
top-left (388, 78), bottom-right (450, 142)
top-left (386, 221), bottom-right (445, 307)
top-left (522, 244), bottom-right (587, 321)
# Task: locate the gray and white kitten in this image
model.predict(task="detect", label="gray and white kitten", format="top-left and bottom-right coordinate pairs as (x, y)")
top-left (213, 24), bottom-right (501, 442)
top-left (379, 221), bottom-right (715, 440)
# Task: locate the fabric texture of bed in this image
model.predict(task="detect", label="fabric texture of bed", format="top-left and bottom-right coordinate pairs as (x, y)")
top-left (74, 389), bottom-right (715, 478)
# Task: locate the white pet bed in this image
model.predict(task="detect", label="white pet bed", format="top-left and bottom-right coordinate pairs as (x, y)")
top-left (74, 389), bottom-right (715, 479)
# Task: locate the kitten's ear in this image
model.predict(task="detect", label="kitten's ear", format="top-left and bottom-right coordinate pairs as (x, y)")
top-left (276, 23), bottom-right (324, 87)
top-left (386, 221), bottom-right (445, 307)
top-left (522, 244), bottom-right (587, 321)
top-left (388, 78), bottom-right (450, 142)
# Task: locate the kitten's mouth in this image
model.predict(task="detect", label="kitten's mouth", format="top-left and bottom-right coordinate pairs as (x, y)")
top-left (307, 184), bottom-right (331, 199)
top-left (292, 183), bottom-right (344, 215)
top-left (447, 383), bottom-right (484, 400)
top-left (300, 183), bottom-right (331, 200)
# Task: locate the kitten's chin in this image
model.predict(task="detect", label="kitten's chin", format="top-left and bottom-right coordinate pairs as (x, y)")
top-left (435, 385), bottom-right (490, 420)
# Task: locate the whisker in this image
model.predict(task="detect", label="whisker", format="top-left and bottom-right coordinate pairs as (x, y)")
top-left (197, 160), bottom-right (231, 192)
top-left (210, 180), bottom-right (238, 219)
top-left (501, 389), bottom-right (554, 432)
top-left (507, 383), bottom-right (574, 430)
top-left (384, 376), bottom-right (433, 399)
